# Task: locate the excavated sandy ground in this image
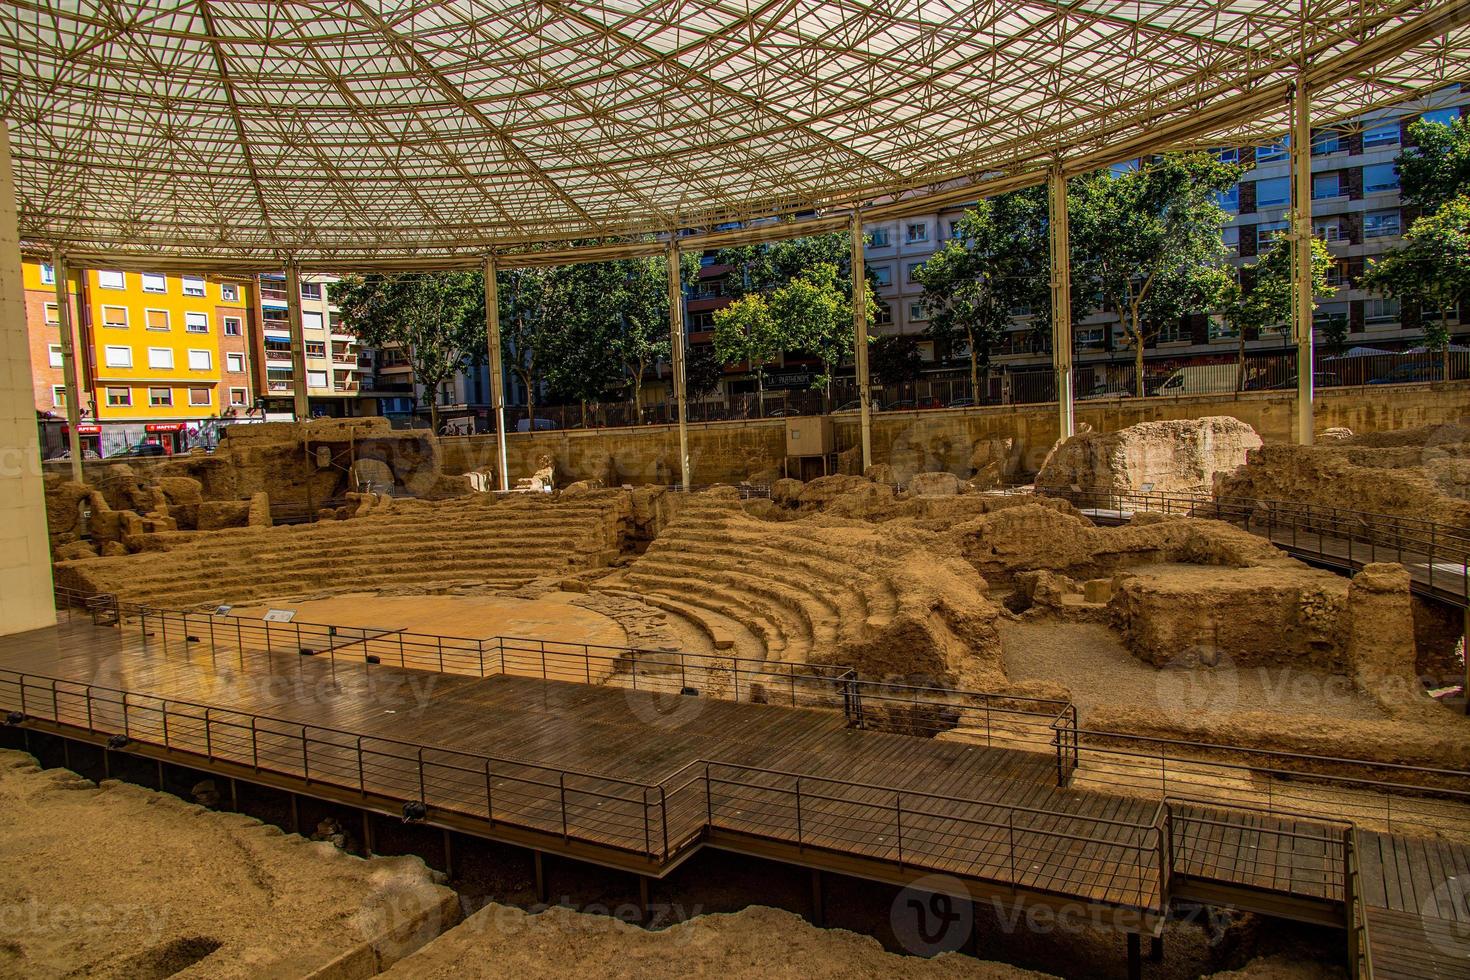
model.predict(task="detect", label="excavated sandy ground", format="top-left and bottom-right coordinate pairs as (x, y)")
top-left (382, 902), bottom-right (1340, 980)
top-left (227, 592), bottom-right (629, 647)
top-left (0, 751), bottom-right (454, 978)
top-left (997, 621), bottom-right (1388, 724)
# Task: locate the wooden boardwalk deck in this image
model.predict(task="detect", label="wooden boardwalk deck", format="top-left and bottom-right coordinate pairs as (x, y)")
top-left (1359, 830), bottom-right (1470, 978)
top-left (0, 618), bottom-right (1462, 974)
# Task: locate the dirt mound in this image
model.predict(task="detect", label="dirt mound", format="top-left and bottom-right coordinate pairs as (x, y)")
top-left (1038, 416), bottom-right (1262, 494)
top-left (381, 902), bottom-right (1053, 980)
top-left (0, 750), bottom-right (456, 977)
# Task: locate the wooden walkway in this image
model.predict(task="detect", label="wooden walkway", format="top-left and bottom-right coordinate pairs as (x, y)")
top-left (0, 619), bottom-right (1463, 973)
top-left (1358, 830), bottom-right (1470, 978)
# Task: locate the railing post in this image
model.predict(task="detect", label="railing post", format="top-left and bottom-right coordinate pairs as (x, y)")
top-left (660, 785), bottom-right (669, 858)
top-left (895, 791), bottom-right (903, 867)
top-left (560, 772), bottom-right (569, 840)
top-left (301, 726), bottom-right (310, 782)
top-left (437, 635), bottom-right (444, 673)
top-left (204, 708), bottom-right (212, 760)
top-left (485, 761), bottom-right (494, 821)
top-left (250, 717), bottom-right (259, 770)
top-left (417, 746), bottom-right (427, 804)
top-left (795, 776), bottom-right (803, 846)
top-left (1007, 809), bottom-right (1015, 884)
top-left (85, 686), bottom-right (93, 733)
top-left (643, 789), bottom-right (652, 856)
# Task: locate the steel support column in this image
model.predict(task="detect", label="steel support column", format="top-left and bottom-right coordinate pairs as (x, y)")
top-left (1048, 166), bottom-right (1074, 440)
top-left (284, 262), bottom-right (309, 420)
top-left (1291, 80), bottom-right (1315, 446)
top-left (849, 211), bottom-right (872, 472)
top-left (666, 239), bottom-right (690, 490)
top-left (49, 249), bottom-right (84, 483)
top-left (483, 255), bottom-right (510, 491)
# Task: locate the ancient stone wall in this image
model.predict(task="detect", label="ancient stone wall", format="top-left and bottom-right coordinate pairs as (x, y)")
top-left (1036, 417), bottom-right (1262, 493)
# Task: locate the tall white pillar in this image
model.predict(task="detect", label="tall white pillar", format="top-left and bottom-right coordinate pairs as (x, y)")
top-left (666, 239), bottom-right (690, 490)
top-left (50, 248), bottom-right (84, 483)
top-left (483, 255), bottom-right (510, 491)
top-left (0, 119), bottom-right (58, 634)
top-left (285, 261), bottom-right (309, 421)
top-left (849, 212), bottom-right (872, 472)
top-left (1048, 165), bottom-right (1075, 440)
top-left (1290, 81), bottom-right (1316, 446)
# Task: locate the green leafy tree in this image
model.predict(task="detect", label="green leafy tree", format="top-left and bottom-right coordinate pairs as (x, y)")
top-left (608, 256), bottom-right (672, 422)
top-left (1221, 234), bottom-right (1338, 385)
top-left (1069, 153), bottom-right (1243, 395)
top-left (915, 187), bottom-right (1051, 398)
top-left (330, 272), bottom-right (483, 433)
top-left (868, 334), bottom-right (923, 388)
top-left (712, 293), bottom-right (783, 415)
top-left (498, 266), bottom-right (576, 425)
top-left (716, 233), bottom-right (851, 299)
top-left (1362, 196), bottom-right (1470, 379)
top-left (684, 343), bottom-right (725, 402)
top-left (769, 261), bottom-right (867, 406)
top-left (1398, 116), bottom-right (1470, 212)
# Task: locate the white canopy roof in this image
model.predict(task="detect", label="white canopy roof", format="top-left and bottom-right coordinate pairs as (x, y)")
top-left (2, 0), bottom-right (1468, 266)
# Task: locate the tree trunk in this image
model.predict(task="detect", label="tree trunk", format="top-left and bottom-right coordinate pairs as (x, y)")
top-left (1236, 331), bottom-right (1247, 392)
top-left (1443, 307), bottom-right (1452, 381)
top-left (969, 343), bottom-right (980, 404)
top-left (1133, 331), bottom-right (1146, 398)
top-left (757, 370), bottom-right (766, 418)
top-left (429, 397), bottom-right (440, 436)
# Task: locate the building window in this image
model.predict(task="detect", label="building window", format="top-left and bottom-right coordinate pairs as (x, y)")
top-left (947, 220), bottom-right (962, 240)
top-left (1420, 107), bottom-right (1460, 127)
top-left (1255, 176), bottom-right (1289, 209)
top-left (1312, 130), bottom-right (1342, 154)
top-left (867, 227), bottom-right (890, 248)
top-left (303, 311), bottom-right (324, 331)
top-left (149, 388), bottom-right (173, 407)
top-left (301, 282), bottom-right (322, 300)
top-left (909, 302), bottom-right (925, 321)
top-left (106, 387), bottom-right (131, 407)
top-left (182, 275), bottom-right (206, 297)
top-left (226, 352), bottom-right (245, 373)
top-left (187, 349), bottom-right (212, 370)
top-left (1363, 163), bottom-right (1399, 193)
top-left (1362, 121), bottom-right (1399, 148)
top-left (1312, 173), bottom-right (1341, 199)
top-left (52, 385), bottom-right (67, 408)
top-left (1255, 221), bottom-right (1288, 246)
top-left (308, 370), bottom-right (329, 389)
top-left (185, 311), bottom-right (209, 333)
top-left (44, 303), bottom-right (59, 325)
top-left (40, 263), bottom-right (56, 285)
top-left (905, 222), bottom-right (928, 243)
top-left (1211, 147), bottom-right (1239, 163)
top-left (1314, 218), bottom-right (1345, 242)
top-left (104, 345), bottom-right (132, 368)
top-left (1256, 137), bottom-right (1288, 162)
top-left (48, 344), bottom-right (63, 367)
top-left (223, 316), bottom-right (242, 336)
top-left (221, 283), bottom-right (239, 302)
top-left (1075, 326), bottom-right (1106, 350)
top-left (1222, 226), bottom-right (1240, 254)
top-left (229, 387), bottom-right (248, 407)
top-left (97, 270), bottom-right (126, 290)
top-left (142, 273), bottom-right (166, 294)
top-left (1215, 186), bottom-right (1238, 211)
top-left (148, 347), bottom-right (174, 370)
top-left (906, 262), bottom-right (924, 283)
top-left (872, 266), bottom-right (892, 287)
top-left (1314, 308), bottom-right (1349, 333)
top-left (101, 305), bottom-right (128, 328)
top-left (1364, 209), bottom-right (1401, 238)
top-left (145, 309), bottom-right (170, 331)
top-left (189, 387), bottom-right (212, 406)
top-left (1209, 313), bottom-right (1238, 341)
top-left (1366, 297), bottom-right (1400, 322)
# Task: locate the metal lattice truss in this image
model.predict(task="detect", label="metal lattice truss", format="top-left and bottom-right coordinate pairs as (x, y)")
top-left (2, 0), bottom-right (1469, 268)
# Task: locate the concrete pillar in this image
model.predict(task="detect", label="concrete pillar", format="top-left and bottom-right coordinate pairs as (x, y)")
top-left (849, 212), bottom-right (872, 472)
top-left (1291, 80), bottom-right (1316, 446)
top-left (285, 261), bottom-right (309, 421)
top-left (49, 248), bottom-right (83, 483)
top-left (483, 255), bottom-right (510, 491)
top-left (1048, 165), bottom-right (1075, 440)
top-left (0, 119), bottom-right (58, 635)
top-left (666, 239), bottom-right (690, 490)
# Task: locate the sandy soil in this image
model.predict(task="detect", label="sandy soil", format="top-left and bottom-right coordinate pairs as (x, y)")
top-left (997, 620), bottom-right (1388, 725)
top-left (227, 591), bottom-right (629, 647)
top-left (0, 750), bottom-right (454, 978)
top-left (383, 901), bottom-right (1342, 980)
top-left (382, 903), bottom-right (1055, 979)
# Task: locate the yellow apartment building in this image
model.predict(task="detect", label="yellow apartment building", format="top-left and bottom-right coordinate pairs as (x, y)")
top-left (25, 264), bottom-right (256, 456)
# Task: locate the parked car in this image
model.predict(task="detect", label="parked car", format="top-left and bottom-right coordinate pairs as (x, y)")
top-left (516, 417), bottom-right (558, 432)
top-left (1076, 384), bottom-right (1132, 401)
top-left (114, 441), bottom-right (167, 457)
top-left (1149, 364), bottom-right (1241, 396)
top-left (1262, 371), bottom-right (1342, 391)
top-left (46, 447), bottom-right (101, 461)
top-left (946, 397), bottom-right (976, 409)
top-left (1368, 363), bottom-right (1439, 385)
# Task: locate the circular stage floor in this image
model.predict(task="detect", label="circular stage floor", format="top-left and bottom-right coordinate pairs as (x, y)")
top-left (227, 592), bottom-right (628, 648)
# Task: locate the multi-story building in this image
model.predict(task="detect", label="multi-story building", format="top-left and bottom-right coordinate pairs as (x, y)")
top-left (858, 86), bottom-right (1468, 391)
top-left (254, 273), bottom-right (367, 419)
top-left (23, 264), bottom-right (259, 455)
